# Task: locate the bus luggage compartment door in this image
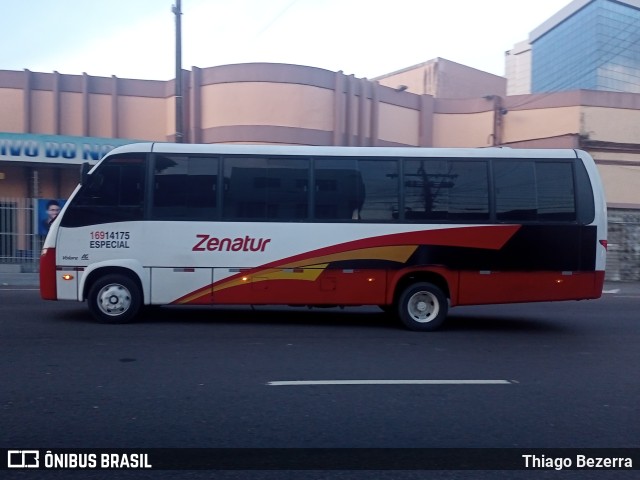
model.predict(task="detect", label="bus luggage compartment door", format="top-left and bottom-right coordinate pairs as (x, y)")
top-left (212, 267), bottom-right (387, 305)
top-left (151, 267), bottom-right (213, 305)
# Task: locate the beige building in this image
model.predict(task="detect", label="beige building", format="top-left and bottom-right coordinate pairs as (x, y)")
top-left (1, 62), bottom-right (639, 278)
top-left (2, 62), bottom-right (639, 207)
top-left (505, 40), bottom-right (532, 96)
top-left (374, 57), bottom-right (506, 99)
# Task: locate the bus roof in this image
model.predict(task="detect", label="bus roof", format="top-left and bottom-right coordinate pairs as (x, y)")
top-left (105, 142), bottom-right (583, 160)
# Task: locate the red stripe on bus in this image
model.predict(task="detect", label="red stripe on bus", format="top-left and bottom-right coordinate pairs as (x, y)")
top-left (40, 247), bottom-right (58, 300)
top-left (457, 270), bottom-right (604, 305)
top-left (188, 269), bottom-right (387, 306)
top-left (265, 225), bottom-right (521, 271)
top-left (172, 226), bottom-right (521, 305)
top-left (177, 270), bottom-right (605, 307)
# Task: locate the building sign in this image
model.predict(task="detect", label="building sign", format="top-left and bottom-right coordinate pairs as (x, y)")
top-left (0, 132), bottom-right (137, 165)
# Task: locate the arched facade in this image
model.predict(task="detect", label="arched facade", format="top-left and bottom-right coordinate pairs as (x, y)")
top-left (1, 62), bottom-right (640, 279)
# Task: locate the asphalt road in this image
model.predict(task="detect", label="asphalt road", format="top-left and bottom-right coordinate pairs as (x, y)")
top-left (1, 284), bottom-right (639, 479)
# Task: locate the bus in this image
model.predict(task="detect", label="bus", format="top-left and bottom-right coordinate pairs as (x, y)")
top-left (40, 143), bottom-right (607, 331)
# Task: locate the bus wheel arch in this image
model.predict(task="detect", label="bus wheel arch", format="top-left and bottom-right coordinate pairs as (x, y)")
top-left (84, 268), bottom-right (143, 324)
top-left (393, 272), bottom-right (451, 332)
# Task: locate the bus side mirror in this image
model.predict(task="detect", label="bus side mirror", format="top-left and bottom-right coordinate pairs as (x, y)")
top-left (80, 162), bottom-right (91, 185)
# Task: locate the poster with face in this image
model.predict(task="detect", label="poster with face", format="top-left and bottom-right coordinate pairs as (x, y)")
top-left (38, 199), bottom-right (66, 236)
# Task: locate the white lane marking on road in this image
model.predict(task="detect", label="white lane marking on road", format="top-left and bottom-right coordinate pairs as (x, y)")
top-left (603, 289), bottom-right (621, 294)
top-left (267, 380), bottom-right (513, 386)
top-left (0, 288), bottom-right (39, 291)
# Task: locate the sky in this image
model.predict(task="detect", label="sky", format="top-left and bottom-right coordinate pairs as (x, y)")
top-left (1, 0), bottom-right (573, 81)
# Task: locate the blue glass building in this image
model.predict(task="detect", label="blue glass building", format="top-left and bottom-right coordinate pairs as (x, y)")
top-left (531, 0), bottom-right (640, 93)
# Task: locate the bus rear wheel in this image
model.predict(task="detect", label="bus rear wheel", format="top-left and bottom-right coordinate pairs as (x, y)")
top-left (398, 282), bottom-right (448, 331)
top-left (87, 274), bottom-right (141, 324)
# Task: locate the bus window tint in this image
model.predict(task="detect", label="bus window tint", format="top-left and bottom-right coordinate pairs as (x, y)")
top-left (575, 159), bottom-right (595, 224)
top-left (495, 160), bottom-right (576, 222)
top-left (87, 159), bottom-right (144, 207)
top-left (495, 161), bottom-right (537, 221)
top-left (152, 156), bottom-right (219, 220)
top-left (314, 159), bottom-right (362, 220)
top-left (314, 159), bottom-right (399, 221)
top-left (536, 162), bottom-right (575, 221)
top-left (404, 159), bottom-right (489, 221)
top-left (359, 160), bottom-right (399, 221)
top-left (223, 157), bottom-right (308, 220)
top-left (60, 155), bottom-right (145, 227)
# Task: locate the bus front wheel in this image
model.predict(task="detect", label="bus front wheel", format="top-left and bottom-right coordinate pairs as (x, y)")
top-left (87, 274), bottom-right (141, 324)
top-left (398, 282), bottom-right (448, 331)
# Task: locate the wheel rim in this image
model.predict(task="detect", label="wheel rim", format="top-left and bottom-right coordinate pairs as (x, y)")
top-left (96, 283), bottom-right (132, 317)
top-left (407, 290), bottom-right (439, 323)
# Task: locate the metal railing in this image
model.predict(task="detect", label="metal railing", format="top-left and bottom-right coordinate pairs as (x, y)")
top-left (0, 198), bottom-right (42, 273)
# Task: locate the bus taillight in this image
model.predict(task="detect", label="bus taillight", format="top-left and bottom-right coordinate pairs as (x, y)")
top-left (599, 240), bottom-right (608, 250)
top-left (40, 247), bottom-right (58, 300)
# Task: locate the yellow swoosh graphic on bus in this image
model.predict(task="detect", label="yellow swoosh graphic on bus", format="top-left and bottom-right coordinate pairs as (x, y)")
top-left (176, 264), bottom-right (329, 304)
top-left (214, 263), bottom-right (329, 293)
top-left (279, 245), bottom-right (418, 269)
top-left (175, 245), bottom-right (418, 305)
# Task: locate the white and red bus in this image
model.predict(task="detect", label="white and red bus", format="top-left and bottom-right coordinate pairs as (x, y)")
top-left (40, 143), bottom-right (607, 331)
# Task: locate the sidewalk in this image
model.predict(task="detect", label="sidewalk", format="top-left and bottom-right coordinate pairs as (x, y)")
top-left (0, 272), bottom-right (40, 287)
top-left (1, 272), bottom-right (639, 295)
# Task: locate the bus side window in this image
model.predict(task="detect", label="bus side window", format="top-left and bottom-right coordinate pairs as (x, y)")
top-left (314, 159), bottom-right (364, 221)
top-left (495, 161), bottom-right (537, 221)
top-left (404, 159), bottom-right (488, 221)
top-left (358, 159), bottom-right (398, 221)
top-left (494, 160), bottom-right (576, 222)
top-left (60, 155), bottom-right (145, 227)
top-left (222, 157), bottom-right (309, 221)
top-left (536, 162), bottom-right (576, 221)
top-left (152, 155), bottom-right (218, 220)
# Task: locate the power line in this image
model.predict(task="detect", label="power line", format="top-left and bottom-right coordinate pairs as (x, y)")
top-left (254, 0), bottom-right (300, 39)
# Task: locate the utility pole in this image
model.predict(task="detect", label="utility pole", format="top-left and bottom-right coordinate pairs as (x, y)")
top-left (484, 95), bottom-right (506, 146)
top-left (173, 0), bottom-right (183, 143)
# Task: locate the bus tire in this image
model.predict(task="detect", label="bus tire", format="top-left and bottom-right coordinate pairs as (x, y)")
top-left (397, 282), bottom-right (448, 331)
top-left (87, 274), bottom-right (141, 324)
